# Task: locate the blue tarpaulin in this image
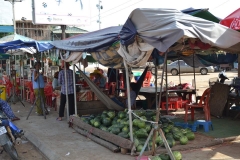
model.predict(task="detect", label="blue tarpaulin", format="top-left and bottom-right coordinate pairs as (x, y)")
top-left (0, 34), bottom-right (54, 53)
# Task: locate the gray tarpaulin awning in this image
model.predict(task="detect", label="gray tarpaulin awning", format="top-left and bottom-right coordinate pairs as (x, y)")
top-left (51, 8), bottom-right (240, 67)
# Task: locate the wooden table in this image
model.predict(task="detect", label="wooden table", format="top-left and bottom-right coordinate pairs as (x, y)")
top-left (139, 87), bottom-right (196, 109)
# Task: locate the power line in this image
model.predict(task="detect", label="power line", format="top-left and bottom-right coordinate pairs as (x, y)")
top-left (91, 0), bottom-right (144, 23)
top-left (91, 0), bottom-right (137, 18)
top-left (211, 0), bottom-right (230, 10)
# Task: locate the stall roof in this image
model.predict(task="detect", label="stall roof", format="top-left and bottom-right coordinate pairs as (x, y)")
top-left (0, 34), bottom-right (54, 53)
top-left (181, 8), bottom-right (220, 23)
top-left (220, 8), bottom-right (240, 30)
top-left (51, 8), bottom-right (240, 68)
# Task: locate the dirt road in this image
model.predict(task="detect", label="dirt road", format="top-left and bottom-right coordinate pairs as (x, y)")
top-left (0, 140), bottom-right (46, 160)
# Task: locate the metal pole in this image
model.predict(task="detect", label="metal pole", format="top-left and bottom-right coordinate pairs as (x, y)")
top-left (193, 53), bottom-right (196, 102)
top-left (64, 61), bottom-right (69, 121)
top-left (165, 57), bottom-right (169, 115)
top-left (123, 60), bottom-right (133, 143)
top-left (22, 56), bottom-right (25, 101)
top-left (12, 0), bottom-right (16, 34)
top-left (72, 64), bottom-right (77, 115)
top-left (178, 57), bottom-right (181, 84)
top-left (98, 0), bottom-right (101, 29)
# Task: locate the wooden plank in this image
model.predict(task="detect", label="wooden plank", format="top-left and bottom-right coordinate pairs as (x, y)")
top-left (70, 115), bottom-right (134, 149)
top-left (77, 101), bottom-right (108, 109)
top-left (72, 125), bottom-right (120, 153)
top-left (77, 108), bottom-right (106, 116)
top-left (77, 101), bottom-right (108, 116)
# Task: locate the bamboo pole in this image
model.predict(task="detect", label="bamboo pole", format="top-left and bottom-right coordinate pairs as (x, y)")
top-left (152, 53), bottom-right (167, 155)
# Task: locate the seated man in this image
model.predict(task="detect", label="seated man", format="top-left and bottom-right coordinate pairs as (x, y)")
top-left (110, 83), bottom-right (137, 108)
top-left (92, 70), bottom-right (106, 89)
top-left (0, 99), bottom-right (20, 121)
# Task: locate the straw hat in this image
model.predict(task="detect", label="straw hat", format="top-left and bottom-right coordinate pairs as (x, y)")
top-left (91, 70), bottom-right (103, 76)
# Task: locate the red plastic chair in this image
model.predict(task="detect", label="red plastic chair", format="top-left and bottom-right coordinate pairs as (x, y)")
top-left (5, 80), bottom-right (13, 97)
top-left (184, 88), bottom-right (211, 122)
top-left (26, 82), bottom-right (35, 104)
top-left (44, 85), bottom-right (57, 111)
top-left (142, 71), bottom-right (152, 87)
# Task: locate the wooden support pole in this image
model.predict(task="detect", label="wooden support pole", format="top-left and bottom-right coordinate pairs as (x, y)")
top-left (152, 53), bottom-right (167, 155)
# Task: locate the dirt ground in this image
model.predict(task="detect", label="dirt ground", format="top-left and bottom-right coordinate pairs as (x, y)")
top-left (0, 140), bottom-right (46, 160)
top-left (181, 140), bottom-right (240, 160)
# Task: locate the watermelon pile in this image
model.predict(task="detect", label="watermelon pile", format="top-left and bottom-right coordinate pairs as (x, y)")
top-left (80, 109), bottom-right (195, 156)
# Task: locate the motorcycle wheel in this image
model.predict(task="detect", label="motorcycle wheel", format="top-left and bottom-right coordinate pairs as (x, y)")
top-left (3, 137), bottom-right (19, 160)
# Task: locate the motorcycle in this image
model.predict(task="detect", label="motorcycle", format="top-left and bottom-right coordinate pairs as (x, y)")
top-left (0, 110), bottom-right (23, 160)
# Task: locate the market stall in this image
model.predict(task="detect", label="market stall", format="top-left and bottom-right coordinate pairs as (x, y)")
top-left (50, 8), bottom-right (240, 158)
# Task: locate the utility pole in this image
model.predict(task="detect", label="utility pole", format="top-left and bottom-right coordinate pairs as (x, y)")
top-left (96, 0), bottom-right (103, 30)
top-left (5, 0), bottom-right (23, 34)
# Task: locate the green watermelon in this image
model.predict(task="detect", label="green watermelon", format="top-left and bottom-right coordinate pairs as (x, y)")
top-left (93, 121), bottom-right (101, 128)
top-left (118, 132), bottom-right (129, 138)
top-left (102, 118), bottom-right (111, 127)
top-left (151, 156), bottom-right (161, 160)
top-left (173, 151), bottom-right (182, 160)
top-left (136, 144), bottom-right (144, 152)
top-left (137, 121), bottom-right (146, 129)
top-left (159, 153), bottom-right (170, 160)
top-left (118, 111), bottom-right (126, 119)
top-left (135, 129), bottom-right (148, 138)
top-left (111, 127), bottom-right (121, 134)
top-left (107, 111), bottom-right (115, 119)
top-left (99, 125), bottom-right (108, 131)
top-left (186, 132), bottom-right (195, 140)
top-left (179, 136), bottom-right (188, 145)
top-left (173, 132), bottom-right (183, 141)
top-left (122, 126), bottom-right (129, 133)
top-left (133, 119), bottom-right (141, 127)
top-left (134, 137), bottom-right (139, 147)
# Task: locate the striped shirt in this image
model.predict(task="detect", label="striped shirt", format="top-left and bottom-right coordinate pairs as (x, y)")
top-left (58, 69), bottom-right (74, 94)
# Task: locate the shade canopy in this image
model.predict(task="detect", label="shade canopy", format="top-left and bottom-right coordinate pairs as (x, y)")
top-left (220, 8), bottom-right (240, 30)
top-left (182, 8), bottom-right (220, 23)
top-left (51, 8), bottom-right (240, 68)
top-left (0, 34), bottom-right (54, 53)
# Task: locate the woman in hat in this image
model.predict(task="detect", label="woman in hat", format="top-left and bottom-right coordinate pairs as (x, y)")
top-left (92, 70), bottom-right (106, 89)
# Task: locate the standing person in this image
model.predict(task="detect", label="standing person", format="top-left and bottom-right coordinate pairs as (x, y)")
top-left (56, 61), bottom-right (75, 121)
top-left (32, 61), bottom-right (45, 116)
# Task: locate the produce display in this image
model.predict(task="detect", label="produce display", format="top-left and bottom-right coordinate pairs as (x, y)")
top-left (80, 109), bottom-right (195, 158)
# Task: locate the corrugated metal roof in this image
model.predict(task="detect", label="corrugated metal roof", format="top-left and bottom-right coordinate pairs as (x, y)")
top-left (53, 26), bottom-right (88, 34)
top-left (0, 26), bottom-right (14, 33)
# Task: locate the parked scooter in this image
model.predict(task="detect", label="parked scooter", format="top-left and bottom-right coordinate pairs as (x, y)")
top-left (0, 110), bottom-right (23, 160)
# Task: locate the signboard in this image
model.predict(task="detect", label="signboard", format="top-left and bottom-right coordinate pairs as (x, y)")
top-left (32, 0), bottom-right (91, 25)
top-left (0, 0), bottom-right (13, 25)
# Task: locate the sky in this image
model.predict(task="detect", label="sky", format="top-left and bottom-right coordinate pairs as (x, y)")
top-left (6, 0), bottom-right (240, 31)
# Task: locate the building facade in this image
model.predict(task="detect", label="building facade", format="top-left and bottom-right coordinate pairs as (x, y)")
top-left (15, 20), bottom-right (52, 41)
